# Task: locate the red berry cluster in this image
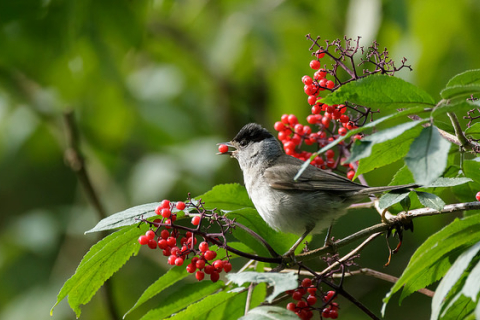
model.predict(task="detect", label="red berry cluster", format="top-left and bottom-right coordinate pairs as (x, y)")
top-left (137, 199), bottom-right (232, 283)
top-left (285, 278), bottom-right (340, 320)
top-left (273, 50), bottom-right (362, 180)
top-left (476, 191), bottom-right (480, 201)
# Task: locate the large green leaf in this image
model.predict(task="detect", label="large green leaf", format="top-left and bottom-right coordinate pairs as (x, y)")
top-left (431, 241), bottom-right (480, 319)
top-left (51, 225), bottom-right (142, 317)
top-left (415, 191), bottom-right (445, 211)
top-left (239, 306), bottom-right (298, 320)
top-left (405, 126), bottom-right (451, 185)
top-left (382, 214), bottom-right (480, 316)
top-left (431, 100), bottom-right (480, 118)
top-left (440, 69), bottom-right (480, 100)
top-left (196, 183), bottom-right (254, 210)
top-left (321, 74), bottom-right (435, 110)
top-left (445, 69), bottom-right (480, 87)
top-left (348, 120), bottom-right (424, 168)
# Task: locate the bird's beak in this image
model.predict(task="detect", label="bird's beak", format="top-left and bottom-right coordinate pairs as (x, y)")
top-left (217, 142), bottom-right (235, 156)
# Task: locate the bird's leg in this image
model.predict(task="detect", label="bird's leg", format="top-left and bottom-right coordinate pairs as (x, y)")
top-left (283, 226), bottom-right (313, 258)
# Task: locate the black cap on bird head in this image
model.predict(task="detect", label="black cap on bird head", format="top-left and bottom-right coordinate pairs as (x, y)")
top-left (232, 123), bottom-right (274, 146)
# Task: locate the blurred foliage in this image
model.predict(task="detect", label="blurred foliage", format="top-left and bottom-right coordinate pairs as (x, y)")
top-left (1, 0), bottom-right (480, 319)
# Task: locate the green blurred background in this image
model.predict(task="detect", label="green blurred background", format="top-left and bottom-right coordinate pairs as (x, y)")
top-left (1, 0), bottom-right (479, 319)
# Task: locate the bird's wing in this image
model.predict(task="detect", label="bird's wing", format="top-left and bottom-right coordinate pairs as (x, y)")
top-left (264, 155), bottom-right (366, 192)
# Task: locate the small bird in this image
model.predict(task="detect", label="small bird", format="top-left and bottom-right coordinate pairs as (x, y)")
top-left (220, 123), bottom-right (416, 255)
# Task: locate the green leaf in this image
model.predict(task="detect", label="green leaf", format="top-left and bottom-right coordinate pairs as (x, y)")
top-left (415, 191), bottom-right (445, 211)
top-left (167, 287), bottom-right (243, 320)
top-left (431, 100), bottom-right (480, 118)
top-left (464, 159), bottom-right (480, 184)
top-left (125, 265), bottom-right (191, 317)
top-left (445, 69), bottom-right (480, 87)
top-left (462, 256), bottom-right (480, 301)
top-left (382, 214), bottom-right (480, 315)
top-left (378, 191), bottom-right (411, 210)
top-left (51, 226), bottom-right (142, 317)
top-left (239, 306), bottom-right (298, 320)
top-left (321, 74), bottom-right (435, 110)
top-left (425, 177), bottom-right (473, 188)
top-left (347, 120), bottom-right (425, 164)
top-left (465, 122), bottom-right (480, 139)
top-left (196, 183), bottom-right (254, 210)
top-left (440, 85), bottom-right (480, 100)
top-left (405, 126), bottom-right (451, 185)
top-left (431, 241), bottom-right (480, 319)
top-left (226, 272), bottom-right (298, 303)
top-left (226, 208), bottom-right (302, 256)
top-left (138, 281), bottom-right (223, 320)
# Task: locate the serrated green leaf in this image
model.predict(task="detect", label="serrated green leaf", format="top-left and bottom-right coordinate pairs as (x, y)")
top-left (405, 126), bottom-right (451, 185)
top-left (353, 124), bottom-right (424, 175)
top-left (378, 191), bottom-right (411, 210)
top-left (51, 226), bottom-right (142, 317)
top-left (227, 272), bottom-right (298, 303)
top-left (321, 74), bottom-right (435, 110)
top-left (445, 69), bottom-right (480, 87)
top-left (425, 177), bottom-right (473, 188)
top-left (432, 241), bottom-right (480, 320)
top-left (167, 287), bottom-right (242, 320)
top-left (416, 191), bottom-right (446, 211)
top-left (382, 214), bottom-right (480, 315)
top-left (138, 281), bottom-right (223, 320)
top-left (239, 306), bottom-right (298, 320)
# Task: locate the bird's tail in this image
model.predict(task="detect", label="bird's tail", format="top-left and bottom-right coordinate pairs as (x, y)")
top-left (354, 183), bottom-right (419, 195)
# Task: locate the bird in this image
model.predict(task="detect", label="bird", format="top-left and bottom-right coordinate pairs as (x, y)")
top-left (219, 123), bottom-right (417, 256)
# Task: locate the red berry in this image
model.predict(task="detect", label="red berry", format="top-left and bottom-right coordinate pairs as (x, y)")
top-left (329, 309), bottom-right (338, 319)
top-left (302, 75), bottom-right (313, 85)
top-left (286, 302), bottom-right (296, 312)
top-left (160, 199), bottom-right (170, 209)
top-left (274, 121), bottom-right (285, 131)
top-left (304, 85), bottom-right (316, 95)
top-left (338, 127), bottom-right (347, 136)
top-left (160, 229), bottom-right (169, 239)
top-left (191, 216), bottom-right (201, 226)
top-left (165, 218), bottom-right (172, 229)
top-left (306, 114), bottom-right (318, 124)
top-left (213, 260), bottom-right (224, 269)
top-left (292, 291), bottom-right (303, 301)
top-left (223, 262), bottom-right (232, 273)
top-left (310, 60), bottom-right (321, 70)
top-left (138, 235), bottom-right (149, 245)
top-left (315, 50), bottom-right (326, 59)
top-left (307, 286), bottom-right (317, 295)
top-left (307, 95), bottom-right (317, 105)
top-left (199, 241), bottom-right (209, 252)
top-left (170, 246), bottom-right (180, 256)
top-left (196, 259), bottom-right (206, 269)
top-left (325, 149), bottom-right (335, 159)
top-left (176, 201), bottom-right (186, 210)
top-left (476, 192), bottom-right (480, 201)
top-left (325, 105), bottom-right (335, 113)
top-left (218, 144), bottom-right (229, 154)
top-left (166, 236), bottom-right (176, 247)
top-left (281, 114), bottom-right (289, 124)
top-left (321, 117), bottom-right (330, 128)
top-left (162, 247), bottom-right (171, 256)
top-left (322, 308), bottom-right (331, 318)
top-left (319, 78), bottom-right (327, 88)
top-left (155, 205), bottom-right (162, 215)
top-left (326, 80), bottom-right (335, 89)
top-left (204, 265), bottom-right (215, 274)
top-left (347, 170), bottom-right (355, 180)
top-left (196, 270), bottom-right (205, 281)
top-left (301, 278), bottom-right (312, 288)
top-left (306, 295), bottom-right (317, 305)
top-left (158, 239), bottom-right (168, 249)
top-left (210, 271), bottom-right (220, 282)
top-left (145, 230), bottom-right (155, 240)
top-left (324, 291), bottom-right (336, 302)
top-left (186, 263), bottom-right (196, 273)
top-left (204, 250), bottom-right (217, 261)
top-left (161, 208), bottom-right (171, 218)
top-left (175, 257), bottom-right (184, 266)
top-left (147, 239), bottom-right (157, 249)
top-left (168, 255), bottom-right (176, 265)
top-left (296, 301), bottom-right (307, 309)
top-left (339, 114), bottom-right (349, 123)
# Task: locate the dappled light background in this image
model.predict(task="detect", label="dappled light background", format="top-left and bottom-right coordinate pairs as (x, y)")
top-left (1, 1), bottom-right (480, 319)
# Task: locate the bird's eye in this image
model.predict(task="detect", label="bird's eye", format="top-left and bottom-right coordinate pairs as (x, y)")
top-left (239, 140), bottom-right (248, 147)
